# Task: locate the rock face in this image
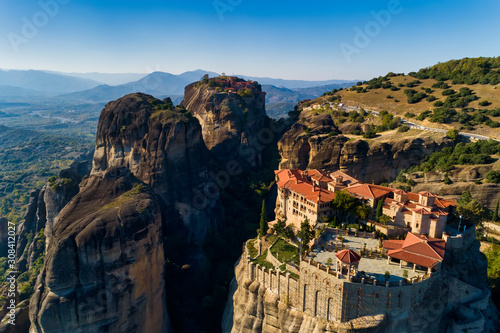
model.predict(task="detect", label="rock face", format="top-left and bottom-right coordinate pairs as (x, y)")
top-left (29, 167), bottom-right (169, 333)
top-left (16, 153), bottom-right (90, 273)
top-left (410, 165), bottom-right (500, 209)
top-left (278, 111), bottom-right (454, 183)
top-left (181, 78), bottom-right (267, 167)
top-left (92, 93), bottom-right (221, 243)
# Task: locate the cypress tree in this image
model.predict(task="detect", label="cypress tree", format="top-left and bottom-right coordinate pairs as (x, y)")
top-left (259, 200), bottom-right (268, 236)
top-left (376, 200), bottom-right (384, 222)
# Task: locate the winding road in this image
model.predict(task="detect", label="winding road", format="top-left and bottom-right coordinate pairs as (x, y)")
top-left (341, 105), bottom-right (497, 142)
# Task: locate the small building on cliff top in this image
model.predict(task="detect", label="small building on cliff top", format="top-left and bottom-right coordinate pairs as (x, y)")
top-left (383, 232), bottom-right (446, 274)
top-left (275, 168), bottom-right (454, 238)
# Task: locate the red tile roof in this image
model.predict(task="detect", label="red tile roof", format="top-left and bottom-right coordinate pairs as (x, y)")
top-left (434, 197), bottom-right (456, 209)
top-left (407, 192), bottom-right (420, 202)
top-left (275, 169), bottom-right (335, 203)
top-left (308, 170), bottom-right (333, 183)
top-left (336, 249), bottom-right (361, 264)
top-left (329, 170), bottom-right (360, 186)
top-left (345, 184), bottom-right (392, 199)
top-left (384, 233), bottom-right (445, 268)
top-left (419, 191), bottom-right (436, 197)
top-left (383, 239), bottom-right (404, 250)
top-left (413, 208), bottom-right (430, 215)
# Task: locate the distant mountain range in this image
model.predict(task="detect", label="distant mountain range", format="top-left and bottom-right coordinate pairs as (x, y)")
top-left (0, 69), bottom-right (100, 95)
top-left (0, 69), bottom-right (358, 118)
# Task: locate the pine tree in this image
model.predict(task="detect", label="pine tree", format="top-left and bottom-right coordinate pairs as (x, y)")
top-left (493, 200), bottom-right (499, 222)
top-left (259, 200), bottom-right (268, 236)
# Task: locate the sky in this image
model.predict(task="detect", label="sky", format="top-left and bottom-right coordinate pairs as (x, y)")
top-left (0, 0), bottom-right (499, 80)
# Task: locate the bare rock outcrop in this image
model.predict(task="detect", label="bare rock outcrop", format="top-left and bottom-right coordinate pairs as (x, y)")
top-left (92, 93), bottom-right (221, 243)
top-left (29, 166), bottom-right (169, 333)
top-left (181, 78), bottom-right (267, 168)
top-left (278, 111), bottom-right (453, 183)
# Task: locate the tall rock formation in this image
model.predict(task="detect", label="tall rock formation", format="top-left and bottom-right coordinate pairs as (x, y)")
top-left (278, 110), bottom-right (454, 183)
top-left (92, 93), bottom-right (221, 243)
top-left (181, 76), bottom-right (267, 168)
top-left (29, 167), bottom-right (169, 333)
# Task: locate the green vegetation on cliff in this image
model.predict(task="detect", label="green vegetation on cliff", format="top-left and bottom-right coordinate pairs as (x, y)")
top-left (408, 139), bottom-right (500, 173)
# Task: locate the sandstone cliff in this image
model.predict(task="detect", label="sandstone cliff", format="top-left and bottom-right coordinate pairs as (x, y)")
top-left (181, 77), bottom-right (267, 168)
top-left (409, 165), bottom-right (500, 210)
top-left (278, 111), bottom-right (454, 183)
top-left (92, 93), bottom-right (221, 243)
top-left (29, 166), bottom-right (169, 333)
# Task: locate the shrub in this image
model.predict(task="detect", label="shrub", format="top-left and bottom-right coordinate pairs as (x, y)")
top-left (405, 112), bottom-right (416, 118)
top-left (432, 81), bottom-right (450, 89)
top-left (486, 170), bottom-right (500, 183)
top-left (426, 95), bottom-right (438, 102)
top-left (397, 124), bottom-right (410, 132)
top-left (363, 128), bottom-right (377, 139)
top-left (442, 89), bottom-right (456, 96)
top-left (479, 100), bottom-right (492, 107)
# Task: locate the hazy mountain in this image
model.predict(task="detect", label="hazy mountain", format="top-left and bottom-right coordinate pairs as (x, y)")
top-left (240, 75), bottom-right (359, 89)
top-left (60, 70), bottom-right (219, 103)
top-left (0, 85), bottom-right (45, 97)
top-left (0, 69), bottom-right (101, 94)
top-left (45, 71), bottom-right (148, 86)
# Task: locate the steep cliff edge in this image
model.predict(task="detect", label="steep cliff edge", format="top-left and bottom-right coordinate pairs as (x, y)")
top-left (278, 110), bottom-right (453, 183)
top-left (181, 77), bottom-right (267, 167)
top-left (29, 166), bottom-right (169, 333)
top-left (92, 93), bottom-right (221, 243)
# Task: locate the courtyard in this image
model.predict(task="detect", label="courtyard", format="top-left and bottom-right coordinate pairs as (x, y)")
top-left (308, 232), bottom-right (427, 282)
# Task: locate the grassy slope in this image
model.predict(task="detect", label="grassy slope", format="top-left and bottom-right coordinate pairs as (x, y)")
top-left (334, 76), bottom-right (500, 138)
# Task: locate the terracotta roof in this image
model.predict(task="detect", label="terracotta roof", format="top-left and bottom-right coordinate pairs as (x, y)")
top-left (345, 184), bottom-right (392, 199)
top-left (413, 208), bottom-right (430, 215)
top-left (387, 249), bottom-right (441, 268)
top-left (419, 191), bottom-right (437, 197)
top-left (383, 239), bottom-right (404, 250)
top-left (329, 170), bottom-right (360, 186)
top-left (308, 169), bottom-right (333, 183)
top-left (434, 197), bottom-right (456, 209)
top-left (385, 233), bottom-right (445, 268)
top-left (336, 249), bottom-right (361, 264)
top-left (275, 169), bottom-right (335, 203)
top-left (407, 192), bottom-right (420, 202)
top-left (393, 189), bottom-right (407, 195)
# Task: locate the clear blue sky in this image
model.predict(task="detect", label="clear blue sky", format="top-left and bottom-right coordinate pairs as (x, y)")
top-left (0, 0), bottom-right (499, 80)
